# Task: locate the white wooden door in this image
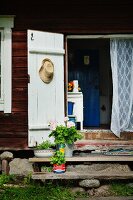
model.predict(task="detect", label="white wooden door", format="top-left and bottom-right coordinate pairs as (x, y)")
top-left (28, 30), bottom-right (65, 147)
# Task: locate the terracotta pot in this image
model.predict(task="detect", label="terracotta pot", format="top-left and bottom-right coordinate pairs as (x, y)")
top-left (53, 163), bottom-right (65, 173)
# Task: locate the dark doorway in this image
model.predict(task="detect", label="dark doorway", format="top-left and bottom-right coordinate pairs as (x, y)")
top-left (67, 38), bottom-right (112, 129)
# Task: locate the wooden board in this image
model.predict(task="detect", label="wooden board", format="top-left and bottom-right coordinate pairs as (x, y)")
top-left (29, 155), bottom-right (133, 162)
top-left (32, 171), bottom-right (133, 180)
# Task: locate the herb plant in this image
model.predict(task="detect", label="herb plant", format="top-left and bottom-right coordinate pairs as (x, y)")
top-left (50, 150), bottom-right (66, 165)
top-left (49, 120), bottom-right (83, 145)
top-left (35, 140), bottom-right (55, 150)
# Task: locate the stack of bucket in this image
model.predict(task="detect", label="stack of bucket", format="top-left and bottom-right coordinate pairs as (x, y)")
top-left (68, 101), bottom-right (77, 127)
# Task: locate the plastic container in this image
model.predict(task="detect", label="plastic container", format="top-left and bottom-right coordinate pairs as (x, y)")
top-left (68, 116), bottom-right (77, 128)
top-left (68, 101), bottom-right (74, 115)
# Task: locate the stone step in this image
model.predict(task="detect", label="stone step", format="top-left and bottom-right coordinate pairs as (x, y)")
top-left (76, 197), bottom-right (133, 200)
top-left (32, 171), bottom-right (133, 180)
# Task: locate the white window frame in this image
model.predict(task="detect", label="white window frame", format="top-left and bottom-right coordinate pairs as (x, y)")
top-left (0, 16), bottom-right (14, 113)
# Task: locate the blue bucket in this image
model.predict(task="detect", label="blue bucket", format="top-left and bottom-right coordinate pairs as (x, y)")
top-left (68, 101), bottom-right (74, 115)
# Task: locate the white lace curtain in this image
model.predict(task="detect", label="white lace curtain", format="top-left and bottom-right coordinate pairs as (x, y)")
top-left (110, 39), bottom-right (133, 137)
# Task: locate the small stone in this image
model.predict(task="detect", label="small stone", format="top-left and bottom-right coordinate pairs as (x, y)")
top-left (94, 185), bottom-right (111, 197)
top-left (0, 151), bottom-right (13, 160)
top-left (79, 179), bottom-right (100, 188)
top-left (87, 188), bottom-right (95, 196)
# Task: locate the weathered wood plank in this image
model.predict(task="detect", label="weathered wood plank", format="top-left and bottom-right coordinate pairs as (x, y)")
top-left (12, 57), bottom-right (27, 67)
top-left (29, 155), bottom-right (133, 162)
top-left (0, 124), bottom-right (27, 132)
top-left (0, 132), bottom-right (27, 138)
top-left (0, 138), bottom-right (28, 149)
top-left (12, 78), bottom-right (28, 88)
top-left (12, 68), bottom-right (27, 78)
top-left (32, 171), bottom-right (133, 180)
top-left (12, 42), bottom-right (27, 57)
top-left (84, 131), bottom-right (133, 140)
top-left (12, 31), bottom-right (27, 42)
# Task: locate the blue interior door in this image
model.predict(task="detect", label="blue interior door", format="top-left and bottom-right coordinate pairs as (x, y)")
top-left (68, 49), bottom-right (100, 127)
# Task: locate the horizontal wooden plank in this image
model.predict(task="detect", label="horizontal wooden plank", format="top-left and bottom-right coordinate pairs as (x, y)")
top-left (0, 131), bottom-right (27, 138)
top-left (12, 42), bottom-right (27, 57)
top-left (84, 131), bottom-right (133, 140)
top-left (12, 89), bottom-right (28, 101)
top-left (0, 138), bottom-right (28, 149)
top-left (12, 31), bottom-right (27, 42)
top-left (12, 78), bottom-right (28, 87)
top-left (32, 171), bottom-right (133, 180)
top-left (0, 124), bottom-right (27, 132)
top-left (29, 155), bottom-right (133, 162)
top-left (12, 67), bottom-right (28, 78)
top-left (0, 112), bottom-right (27, 122)
top-left (12, 57), bottom-right (27, 67)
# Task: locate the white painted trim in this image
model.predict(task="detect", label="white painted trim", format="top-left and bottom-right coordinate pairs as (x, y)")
top-left (0, 16), bottom-right (14, 113)
top-left (29, 48), bottom-right (65, 55)
top-left (67, 34), bottom-right (133, 39)
top-left (3, 28), bottom-right (12, 113)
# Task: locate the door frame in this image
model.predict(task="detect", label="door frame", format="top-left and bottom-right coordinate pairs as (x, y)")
top-left (65, 34), bottom-right (133, 129)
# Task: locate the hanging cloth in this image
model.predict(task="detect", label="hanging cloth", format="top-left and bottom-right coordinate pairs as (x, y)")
top-left (110, 39), bottom-right (133, 137)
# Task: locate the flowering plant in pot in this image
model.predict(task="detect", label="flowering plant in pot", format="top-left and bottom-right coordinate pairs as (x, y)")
top-left (50, 150), bottom-right (66, 173)
top-left (49, 117), bottom-right (83, 157)
top-left (34, 140), bottom-right (55, 158)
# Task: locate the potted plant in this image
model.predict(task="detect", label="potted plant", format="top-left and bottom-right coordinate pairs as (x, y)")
top-left (50, 150), bottom-right (66, 173)
top-left (34, 140), bottom-right (55, 158)
top-left (49, 118), bottom-right (83, 157)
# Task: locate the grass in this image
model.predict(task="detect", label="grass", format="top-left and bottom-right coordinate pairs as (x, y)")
top-left (0, 184), bottom-right (75, 200)
top-left (0, 174), bottom-right (76, 200)
top-left (0, 174), bottom-right (133, 199)
top-left (110, 181), bottom-right (133, 196)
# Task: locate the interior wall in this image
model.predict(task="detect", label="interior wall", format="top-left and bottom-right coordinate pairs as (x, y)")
top-left (67, 39), bottom-right (112, 126)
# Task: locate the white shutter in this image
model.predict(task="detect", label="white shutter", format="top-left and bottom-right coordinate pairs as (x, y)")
top-left (28, 30), bottom-right (65, 147)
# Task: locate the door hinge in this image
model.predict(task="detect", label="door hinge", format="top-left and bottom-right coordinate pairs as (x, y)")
top-left (28, 74), bottom-right (30, 83)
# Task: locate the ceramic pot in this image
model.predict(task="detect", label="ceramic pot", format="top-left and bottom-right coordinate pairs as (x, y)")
top-left (34, 149), bottom-right (55, 158)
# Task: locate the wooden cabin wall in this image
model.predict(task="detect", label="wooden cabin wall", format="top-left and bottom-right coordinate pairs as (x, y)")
top-left (0, 31), bottom-right (28, 149)
top-left (1, 0), bottom-right (133, 33)
top-left (0, 0), bottom-right (133, 149)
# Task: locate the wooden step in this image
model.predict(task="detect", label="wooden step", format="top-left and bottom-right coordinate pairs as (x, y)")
top-left (81, 129), bottom-right (133, 140)
top-left (74, 139), bottom-right (133, 151)
top-left (29, 155), bottom-right (133, 163)
top-left (32, 171), bottom-right (133, 180)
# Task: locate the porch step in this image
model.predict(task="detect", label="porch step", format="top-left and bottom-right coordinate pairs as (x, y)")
top-left (74, 139), bottom-right (133, 152)
top-left (29, 155), bottom-right (133, 163)
top-left (32, 171), bottom-right (133, 180)
top-left (81, 129), bottom-right (133, 140)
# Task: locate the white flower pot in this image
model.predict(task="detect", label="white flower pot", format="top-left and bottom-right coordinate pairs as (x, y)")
top-left (34, 149), bottom-right (55, 158)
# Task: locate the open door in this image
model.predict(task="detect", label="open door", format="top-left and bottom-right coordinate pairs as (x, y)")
top-left (28, 30), bottom-right (65, 147)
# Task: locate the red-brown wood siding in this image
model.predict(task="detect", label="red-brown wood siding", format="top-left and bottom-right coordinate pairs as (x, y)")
top-left (1, 0), bottom-right (133, 34)
top-left (0, 31), bottom-right (28, 149)
top-left (0, 0), bottom-right (133, 149)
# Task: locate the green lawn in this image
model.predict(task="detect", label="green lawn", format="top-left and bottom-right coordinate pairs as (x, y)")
top-left (0, 174), bottom-right (133, 200)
